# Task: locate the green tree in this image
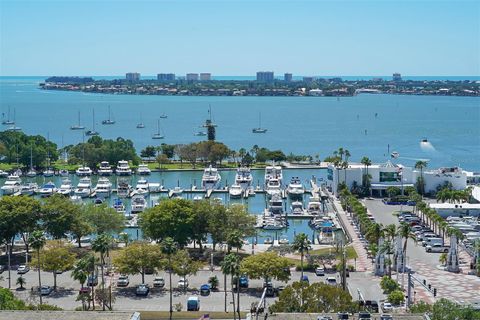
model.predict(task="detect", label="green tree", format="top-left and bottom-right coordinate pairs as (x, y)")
top-left (0, 287), bottom-right (27, 310)
top-left (72, 253), bottom-right (96, 310)
top-left (84, 203), bottom-right (124, 235)
top-left (41, 194), bottom-right (82, 239)
top-left (397, 222), bottom-right (417, 273)
top-left (16, 276), bottom-right (26, 290)
top-left (291, 233), bottom-right (310, 280)
top-left (113, 241), bottom-right (162, 284)
top-left (171, 250), bottom-right (202, 293)
top-left (386, 186), bottom-right (401, 199)
top-left (161, 237), bottom-right (177, 320)
top-left (415, 160), bottom-right (428, 195)
top-left (388, 289), bottom-right (405, 305)
top-left (240, 252), bottom-right (292, 283)
top-left (380, 276), bottom-right (400, 294)
top-left (92, 234), bottom-right (112, 311)
top-left (221, 253), bottom-right (241, 319)
top-left (140, 145), bottom-right (156, 158)
top-left (29, 230), bottom-right (46, 306)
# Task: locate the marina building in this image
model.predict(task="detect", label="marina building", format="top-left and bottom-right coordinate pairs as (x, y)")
top-left (284, 73), bottom-right (292, 82)
top-left (393, 73), bottom-right (402, 81)
top-left (200, 73), bottom-right (212, 81)
top-left (126, 72), bottom-right (140, 82)
top-left (157, 73), bottom-right (175, 81)
top-left (186, 73), bottom-right (199, 81)
top-left (256, 71), bottom-right (274, 82)
top-left (327, 161), bottom-right (467, 197)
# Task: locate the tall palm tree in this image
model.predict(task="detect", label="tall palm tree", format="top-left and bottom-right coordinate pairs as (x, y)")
top-left (382, 224), bottom-right (397, 277)
top-left (397, 223), bottom-right (417, 270)
top-left (415, 161), bottom-right (427, 196)
top-left (365, 223), bottom-right (384, 245)
top-left (161, 237), bottom-right (177, 320)
top-left (221, 253), bottom-right (241, 320)
top-left (92, 234), bottom-right (112, 311)
top-left (29, 230), bottom-right (46, 305)
top-left (292, 233), bottom-right (310, 280)
top-left (72, 254), bottom-right (94, 310)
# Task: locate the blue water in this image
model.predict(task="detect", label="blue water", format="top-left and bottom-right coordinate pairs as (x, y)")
top-left (0, 77), bottom-right (478, 171)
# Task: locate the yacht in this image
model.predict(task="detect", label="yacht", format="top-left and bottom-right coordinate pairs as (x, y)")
top-left (202, 165), bottom-right (221, 190)
top-left (74, 177), bottom-right (92, 198)
top-left (39, 181), bottom-right (57, 197)
top-left (268, 194), bottom-right (284, 215)
top-left (70, 111), bottom-right (85, 130)
top-left (194, 131), bottom-right (207, 137)
top-left (117, 179), bottom-right (132, 198)
top-left (137, 163), bottom-right (151, 175)
top-left (95, 177), bottom-right (112, 197)
top-left (1, 174), bottom-right (21, 195)
top-left (170, 186), bottom-right (183, 198)
top-left (131, 195), bottom-right (147, 213)
top-left (26, 146), bottom-right (36, 177)
top-left (152, 119), bottom-right (165, 139)
top-left (113, 198), bottom-right (126, 214)
top-left (98, 161), bottom-right (113, 176)
top-left (57, 178), bottom-right (73, 196)
top-left (306, 196), bottom-right (322, 215)
top-left (252, 112), bottom-right (267, 133)
top-left (76, 166), bottom-right (92, 176)
top-left (59, 169), bottom-right (69, 177)
top-left (116, 160), bottom-right (132, 176)
top-left (13, 168), bottom-right (23, 177)
top-left (134, 178), bottom-right (150, 195)
top-left (101, 106), bottom-right (115, 125)
top-left (266, 178), bottom-right (282, 197)
top-left (235, 167), bottom-right (253, 190)
top-left (287, 177), bottom-right (305, 199)
top-left (0, 170), bottom-right (9, 178)
top-left (43, 168), bottom-right (55, 177)
top-left (265, 165), bottom-right (283, 196)
top-left (291, 201), bottom-right (305, 215)
top-left (85, 109), bottom-right (99, 136)
top-left (229, 183), bottom-right (243, 198)
top-left (20, 183), bottom-right (38, 196)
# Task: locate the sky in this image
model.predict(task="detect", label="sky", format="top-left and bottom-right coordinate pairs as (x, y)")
top-left (0, 0), bottom-right (479, 76)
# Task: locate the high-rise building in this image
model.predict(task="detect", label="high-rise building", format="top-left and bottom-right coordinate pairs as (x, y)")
top-left (284, 73), bottom-right (292, 82)
top-left (157, 73), bottom-right (175, 81)
top-left (303, 76), bottom-right (314, 83)
top-left (126, 72), bottom-right (140, 82)
top-left (186, 73), bottom-right (199, 81)
top-left (393, 73), bottom-right (402, 81)
top-left (256, 71), bottom-right (274, 82)
top-left (200, 73), bottom-right (211, 81)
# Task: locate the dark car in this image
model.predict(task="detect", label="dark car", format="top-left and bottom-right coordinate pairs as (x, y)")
top-left (0, 265), bottom-right (4, 273)
top-left (79, 287), bottom-right (90, 294)
top-left (239, 275), bottom-right (249, 288)
top-left (337, 312), bottom-right (349, 319)
top-left (358, 311), bottom-right (371, 319)
top-left (39, 285), bottom-right (53, 296)
top-left (200, 284), bottom-right (211, 296)
top-left (87, 275), bottom-right (98, 286)
top-left (136, 284), bottom-right (150, 296)
top-left (300, 275), bottom-right (309, 284)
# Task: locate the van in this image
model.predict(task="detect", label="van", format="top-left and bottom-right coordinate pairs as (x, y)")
top-left (422, 237), bottom-right (443, 247)
top-left (187, 296), bottom-right (200, 311)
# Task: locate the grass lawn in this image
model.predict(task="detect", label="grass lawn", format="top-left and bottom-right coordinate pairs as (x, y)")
top-left (309, 245), bottom-right (358, 260)
top-left (140, 311), bottom-right (247, 320)
top-left (0, 163), bottom-right (15, 171)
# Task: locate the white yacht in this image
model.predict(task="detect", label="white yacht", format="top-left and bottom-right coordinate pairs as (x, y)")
top-left (20, 183), bottom-right (38, 196)
top-left (0, 170), bottom-right (9, 178)
top-left (98, 161), bottom-right (113, 176)
top-left (137, 163), bottom-right (151, 175)
top-left (1, 174), bottom-right (21, 195)
top-left (170, 186), bottom-right (183, 198)
top-left (131, 195), bottom-right (147, 213)
top-left (134, 178), bottom-right (150, 195)
top-left (268, 194), bottom-right (284, 215)
top-left (76, 166), bottom-right (92, 176)
top-left (74, 177), bottom-right (92, 198)
top-left (202, 165), bottom-right (221, 190)
top-left (291, 200), bottom-right (305, 215)
top-left (266, 178), bottom-right (282, 197)
top-left (113, 198), bottom-right (126, 214)
top-left (229, 183), bottom-right (243, 198)
top-left (306, 196), bottom-right (322, 215)
top-left (116, 160), bottom-right (132, 176)
top-left (95, 177), bottom-right (112, 197)
top-left (117, 179), bottom-right (132, 198)
top-left (43, 168), bottom-right (54, 177)
top-left (265, 165), bottom-right (283, 196)
top-left (235, 167), bottom-right (253, 190)
top-left (57, 178), bottom-right (73, 196)
top-left (287, 177), bottom-right (305, 199)
top-left (59, 169), bottom-right (69, 177)
top-left (26, 169), bottom-right (37, 178)
top-left (39, 181), bottom-right (57, 197)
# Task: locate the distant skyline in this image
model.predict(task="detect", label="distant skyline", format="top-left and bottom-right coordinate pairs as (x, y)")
top-left (1, 0), bottom-right (479, 76)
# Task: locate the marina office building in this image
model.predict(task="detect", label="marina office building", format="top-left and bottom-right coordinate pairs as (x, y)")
top-left (327, 160), bottom-right (467, 197)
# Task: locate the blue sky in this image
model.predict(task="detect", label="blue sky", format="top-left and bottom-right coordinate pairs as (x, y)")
top-left (1, 0), bottom-right (479, 76)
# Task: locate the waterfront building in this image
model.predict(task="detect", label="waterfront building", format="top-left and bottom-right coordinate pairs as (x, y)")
top-left (429, 203), bottom-right (480, 218)
top-left (308, 89), bottom-right (323, 96)
top-left (303, 76), bottom-right (314, 83)
top-left (327, 161), bottom-right (467, 197)
top-left (200, 73), bottom-right (211, 81)
top-left (256, 71), bottom-right (274, 82)
top-left (157, 73), bottom-right (175, 81)
top-left (393, 73), bottom-right (402, 81)
top-left (126, 72), bottom-right (140, 82)
top-left (284, 73), bottom-right (292, 82)
top-left (186, 73), bottom-right (199, 81)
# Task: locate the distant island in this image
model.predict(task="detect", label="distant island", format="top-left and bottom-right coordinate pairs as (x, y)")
top-left (40, 75), bottom-right (479, 97)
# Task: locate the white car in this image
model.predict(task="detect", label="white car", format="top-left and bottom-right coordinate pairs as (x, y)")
top-left (315, 267), bottom-right (325, 276)
top-left (116, 275), bottom-right (129, 287)
top-left (178, 278), bottom-right (189, 290)
top-left (326, 277), bottom-right (337, 285)
top-left (382, 302), bottom-right (394, 312)
top-left (153, 277), bottom-right (165, 288)
top-left (17, 265), bottom-right (30, 274)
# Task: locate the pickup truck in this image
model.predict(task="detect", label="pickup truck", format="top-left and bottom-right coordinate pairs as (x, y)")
top-left (426, 244), bottom-right (450, 253)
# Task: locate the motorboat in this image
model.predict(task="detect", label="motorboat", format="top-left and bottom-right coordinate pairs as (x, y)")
top-left (117, 179), bottom-right (131, 198)
top-left (136, 123), bottom-right (145, 129)
top-left (291, 201), bottom-right (304, 215)
top-left (135, 178), bottom-right (150, 195)
top-left (229, 183), bottom-right (243, 198)
top-left (76, 166), bottom-right (92, 176)
top-left (160, 113), bottom-right (168, 119)
top-left (59, 169), bottom-right (69, 177)
top-left (262, 216), bottom-right (287, 230)
top-left (95, 177), bottom-right (112, 197)
top-left (131, 195), bottom-right (147, 213)
top-left (43, 168), bottom-right (55, 177)
top-left (1, 174), bottom-right (21, 195)
top-left (278, 238), bottom-right (289, 245)
top-left (266, 178), bottom-right (282, 197)
top-left (113, 198), bottom-right (126, 214)
top-left (264, 237), bottom-right (273, 245)
top-left (170, 186), bottom-right (183, 198)
top-left (57, 178), bottom-right (73, 196)
top-left (0, 170), bottom-right (9, 178)
top-left (235, 167), bottom-right (253, 190)
top-left (268, 194), bottom-right (284, 215)
top-left (265, 165), bottom-right (283, 196)
top-left (74, 177), bottom-right (92, 198)
top-left (26, 169), bottom-right (37, 178)
top-left (20, 183), bottom-right (38, 196)
top-left (13, 169), bottom-right (23, 177)
top-left (116, 160), bottom-right (132, 176)
top-left (93, 198), bottom-right (104, 205)
top-left (193, 195), bottom-right (203, 201)
top-left (194, 131), bottom-right (207, 136)
top-left (306, 196), bottom-right (323, 215)
top-left (70, 111), bottom-right (85, 130)
top-left (137, 163), bottom-right (151, 175)
top-left (39, 181), bottom-right (57, 197)
top-left (202, 165), bottom-right (221, 190)
top-left (287, 177), bottom-right (305, 199)
top-left (98, 161), bottom-right (113, 176)
top-left (101, 106), bottom-right (115, 125)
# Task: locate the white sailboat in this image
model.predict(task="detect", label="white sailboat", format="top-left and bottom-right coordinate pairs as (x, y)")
top-left (252, 112), bottom-right (267, 133)
top-left (102, 106), bottom-right (115, 125)
top-left (26, 146), bottom-right (37, 177)
top-left (85, 109), bottom-right (99, 136)
top-left (136, 113), bottom-right (145, 128)
top-left (6, 108), bottom-right (21, 131)
top-left (70, 111), bottom-right (85, 130)
top-left (152, 119), bottom-right (164, 139)
top-left (2, 106), bottom-right (15, 125)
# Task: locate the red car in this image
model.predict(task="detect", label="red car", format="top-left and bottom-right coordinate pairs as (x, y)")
top-left (79, 287), bottom-right (90, 294)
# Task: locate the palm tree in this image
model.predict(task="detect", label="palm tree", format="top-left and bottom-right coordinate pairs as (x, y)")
top-left (292, 233), bottom-right (310, 280)
top-left (226, 230), bottom-right (243, 253)
top-left (360, 156), bottom-right (372, 193)
top-left (161, 237), bottom-right (177, 320)
top-left (29, 230), bottom-right (46, 305)
top-left (72, 254), bottom-right (94, 310)
top-left (221, 253), bottom-right (241, 320)
top-left (16, 276), bottom-right (26, 290)
top-left (343, 150), bottom-right (351, 184)
top-left (365, 223), bottom-right (384, 245)
top-left (382, 224), bottom-right (397, 277)
top-left (92, 234), bottom-right (112, 311)
top-left (415, 161), bottom-right (427, 196)
top-left (397, 223), bottom-right (417, 273)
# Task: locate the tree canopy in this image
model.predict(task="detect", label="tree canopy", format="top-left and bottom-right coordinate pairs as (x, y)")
top-left (240, 252), bottom-right (292, 282)
top-left (113, 241), bottom-right (163, 283)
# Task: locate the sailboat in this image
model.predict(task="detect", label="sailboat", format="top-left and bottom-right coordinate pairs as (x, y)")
top-left (160, 113), bottom-right (168, 119)
top-left (70, 111), bottom-right (85, 130)
top-left (2, 106), bottom-right (15, 125)
top-left (102, 106), bottom-right (115, 125)
top-left (85, 109), bottom-right (99, 136)
top-left (6, 108), bottom-right (21, 132)
top-left (202, 105), bottom-right (218, 128)
top-left (26, 146), bottom-right (37, 177)
top-left (152, 119), bottom-right (164, 139)
top-left (43, 135), bottom-right (54, 177)
top-left (136, 113), bottom-right (145, 128)
top-left (252, 112), bottom-right (267, 133)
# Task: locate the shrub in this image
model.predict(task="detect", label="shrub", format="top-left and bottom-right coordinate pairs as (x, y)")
top-left (380, 276), bottom-right (400, 294)
top-left (388, 290), bottom-right (405, 305)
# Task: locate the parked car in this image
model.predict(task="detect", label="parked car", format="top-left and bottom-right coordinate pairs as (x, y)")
top-left (79, 287), bottom-right (90, 294)
top-left (426, 243), bottom-right (450, 253)
top-left (326, 277), bottom-right (337, 286)
top-left (178, 278), bottom-right (189, 290)
top-left (136, 284), bottom-right (149, 296)
top-left (337, 312), bottom-right (349, 319)
top-left (0, 265), bottom-right (5, 273)
top-left (300, 275), bottom-right (309, 284)
top-left (200, 284), bottom-right (211, 296)
top-left (40, 285), bottom-right (53, 296)
top-left (317, 316), bottom-right (333, 320)
top-left (358, 311), bottom-right (371, 319)
top-left (87, 275), bottom-right (98, 286)
top-left (187, 296), bottom-right (200, 311)
top-left (17, 265), bottom-right (30, 274)
top-left (380, 315), bottom-right (393, 320)
top-left (239, 275), bottom-right (249, 288)
top-left (315, 267), bottom-right (325, 276)
top-left (382, 302), bottom-right (394, 312)
top-left (116, 275), bottom-right (129, 287)
top-left (153, 276), bottom-right (165, 288)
